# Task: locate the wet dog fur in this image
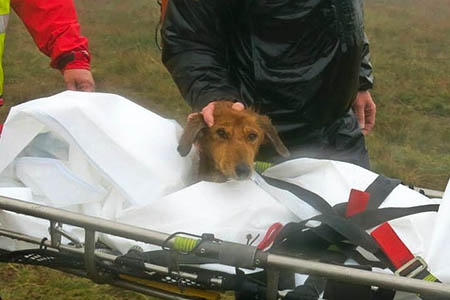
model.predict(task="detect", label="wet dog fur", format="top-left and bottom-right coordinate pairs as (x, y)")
top-left (178, 101), bottom-right (289, 182)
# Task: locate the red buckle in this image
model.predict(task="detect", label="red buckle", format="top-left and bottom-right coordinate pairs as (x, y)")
top-left (371, 222), bottom-right (414, 269)
top-left (346, 189), bottom-right (370, 217)
top-left (257, 222), bottom-right (283, 250)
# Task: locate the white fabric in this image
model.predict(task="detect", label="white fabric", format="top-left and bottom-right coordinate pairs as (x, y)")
top-left (0, 92), bottom-right (448, 299)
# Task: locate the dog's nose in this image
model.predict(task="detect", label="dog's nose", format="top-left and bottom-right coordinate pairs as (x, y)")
top-left (235, 163), bottom-right (251, 180)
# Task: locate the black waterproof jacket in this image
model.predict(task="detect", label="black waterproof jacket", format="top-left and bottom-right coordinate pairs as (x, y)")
top-left (162, 0), bottom-right (373, 129)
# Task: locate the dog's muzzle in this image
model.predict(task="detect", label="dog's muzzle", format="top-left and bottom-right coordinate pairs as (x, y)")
top-left (235, 163), bottom-right (251, 180)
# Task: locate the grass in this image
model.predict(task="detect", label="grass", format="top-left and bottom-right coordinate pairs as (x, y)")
top-left (363, 0), bottom-right (450, 189)
top-left (0, 0), bottom-right (449, 299)
top-left (0, 264), bottom-right (150, 300)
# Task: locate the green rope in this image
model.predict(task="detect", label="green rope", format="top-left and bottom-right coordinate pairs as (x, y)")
top-left (254, 161), bottom-right (273, 174)
top-left (173, 236), bottom-right (199, 252)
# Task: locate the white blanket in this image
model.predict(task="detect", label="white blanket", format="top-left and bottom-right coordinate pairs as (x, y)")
top-left (0, 92), bottom-right (448, 299)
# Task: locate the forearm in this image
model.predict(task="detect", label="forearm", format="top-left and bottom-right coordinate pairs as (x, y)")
top-left (359, 33), bottom-right (373, 91)
top-left (162, 0), bottom-right (240, 111)
top-left (11, 0), bottom-right (90, 70)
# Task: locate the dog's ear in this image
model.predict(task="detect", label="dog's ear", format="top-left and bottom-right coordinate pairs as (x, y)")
top-left (177, 113), bottom-right (207, 157)
top-left (257, 115), bottom-right (290, 158)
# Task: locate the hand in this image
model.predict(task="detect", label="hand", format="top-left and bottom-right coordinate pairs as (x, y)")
top-left (352, 90), bottom-right (376, 135)
top-left (63, 69), bottom-right (95, 92)
top-left (188, 101), bottom-right (245, 127)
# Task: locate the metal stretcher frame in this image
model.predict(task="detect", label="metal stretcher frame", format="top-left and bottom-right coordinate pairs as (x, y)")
top-left (1, 195), bottom-right (450, 300)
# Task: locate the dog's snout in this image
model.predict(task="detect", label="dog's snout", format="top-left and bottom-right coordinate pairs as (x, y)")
top-left (235, 163), bottom-right (251, 180)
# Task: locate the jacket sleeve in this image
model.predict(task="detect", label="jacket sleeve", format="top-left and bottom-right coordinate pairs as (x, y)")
top-left (359, 34), bottom-right (374, 91)
top-left (11, 0), bottom-right (90, 71)
top-left (161, 0), bottom-right (241, 111)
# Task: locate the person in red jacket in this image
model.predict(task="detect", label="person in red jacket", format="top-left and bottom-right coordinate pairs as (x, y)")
top-left (0, 0), bottom-right (94, 108)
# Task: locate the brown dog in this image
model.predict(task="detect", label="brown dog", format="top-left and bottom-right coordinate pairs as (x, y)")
top-left (178, 101), bottom-right (290, 182)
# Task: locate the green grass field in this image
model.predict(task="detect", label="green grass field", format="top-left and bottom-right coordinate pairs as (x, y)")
top-left (0, 0), bottom-right (449, 299)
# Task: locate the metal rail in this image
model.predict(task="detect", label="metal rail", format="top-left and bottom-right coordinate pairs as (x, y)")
top-left (266, 253), bottom-right (450, 298)
top-left (2, 195), bottom-right (450, 299)
top-left (412, 186), bottom-right (445, 198)
top-left (0, 228), bottom-right (215, 285)
top-left (0, 195), bottom-right (170, 245)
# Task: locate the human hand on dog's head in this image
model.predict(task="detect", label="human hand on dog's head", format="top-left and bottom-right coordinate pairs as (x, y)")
top-left (188, 101), bottom-right (245, 127)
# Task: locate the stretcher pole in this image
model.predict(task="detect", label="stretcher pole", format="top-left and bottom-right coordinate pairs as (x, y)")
top-left (263, 253), bottom-right (450, 298)
top-left (2, 195), bottom-right (450, 299)
top-left (0, 195), bottom-right (170, 245)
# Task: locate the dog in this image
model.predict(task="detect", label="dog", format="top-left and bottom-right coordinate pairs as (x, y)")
top-left (178, 101), bottom-right (290, 182)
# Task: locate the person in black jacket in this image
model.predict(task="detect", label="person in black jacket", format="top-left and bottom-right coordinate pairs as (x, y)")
top-left (162, 0), bottom-right (375, 169)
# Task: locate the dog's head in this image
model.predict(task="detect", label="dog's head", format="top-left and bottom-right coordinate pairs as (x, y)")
top-left (178, 101), bottom-right (289, 181)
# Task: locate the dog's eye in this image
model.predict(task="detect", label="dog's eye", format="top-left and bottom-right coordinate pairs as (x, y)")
top-left (216, 128), bottom-right (227, 139)
top-left (248, 133), bottom-right (258, 141)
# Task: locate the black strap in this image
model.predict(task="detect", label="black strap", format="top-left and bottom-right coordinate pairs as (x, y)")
top-left (266, 173), bottom-right (435, 251)
top-left (263, 174), bottom-right (403, 219)
top-left (276, 203), bottom-right (441, 268)
top-left (365, 175), bottom-right (402, 209)
top-left (262, 175), bottom-right (336, 215)
top-left (272, 212), bottom-right (396, 271)
top-left (348, 204), bottom-right (439, 229)
top-left (297, 214), bottom-right (382, 254)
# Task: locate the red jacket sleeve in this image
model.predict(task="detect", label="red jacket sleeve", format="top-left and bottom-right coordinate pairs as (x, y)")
top-left (11, 0), bottom-right (91, 71)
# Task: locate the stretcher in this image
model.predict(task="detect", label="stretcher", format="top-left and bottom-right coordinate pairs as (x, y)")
top-left (0, 188), bottom-right (448, 300)
top-left (1, 92), bottom-right (449, 300)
